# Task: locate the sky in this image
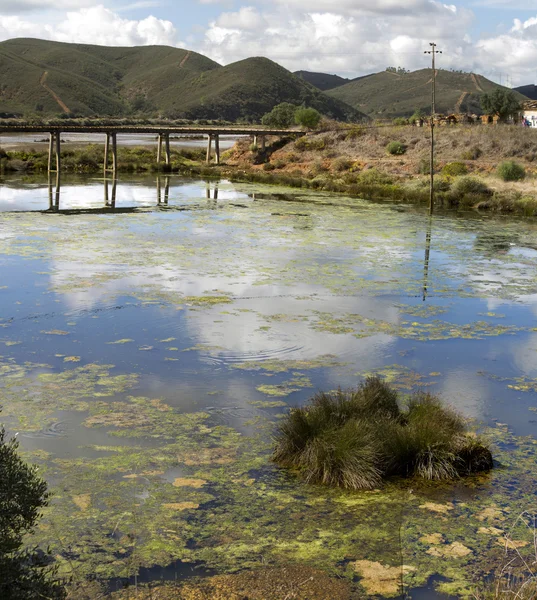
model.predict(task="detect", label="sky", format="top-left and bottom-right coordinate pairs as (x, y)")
top-left (1, 0), bottom-right (537, 85)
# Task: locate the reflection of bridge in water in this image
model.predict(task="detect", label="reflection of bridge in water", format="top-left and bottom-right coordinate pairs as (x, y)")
top-left (44, 174), bottom-right (220, 214)
top-left (0, 124), bottom-right (303, 170)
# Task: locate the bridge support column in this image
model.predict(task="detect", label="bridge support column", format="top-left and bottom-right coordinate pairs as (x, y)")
top-left (260, 135), bottom-right (266, 152)
top-left (206, 135), bottom-right (212, 164)
top-left (157, 133), bottom-right (162, 164)
top-left (252, 134), bottom-right (258, 148)
top-left (55, 131), bottom-right (61, 173)
top-left (214, 134), bottom-right (220, 165)
top-left (111, 133), bottom-right (117, 174)
top-left (165, 134), bottom-right (170, 165)
top-left (104, 133), bottom-right (110, 173)
top-left (48, 132), bottom-right (54, 172)
top-left (164, 176), bottom-right (170, 204)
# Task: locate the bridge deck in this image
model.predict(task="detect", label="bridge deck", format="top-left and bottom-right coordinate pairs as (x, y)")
top-left (0, 125), bottom-right (301, 135)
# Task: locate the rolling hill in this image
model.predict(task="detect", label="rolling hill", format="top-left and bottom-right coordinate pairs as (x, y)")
top-left (514, 84), bottom-right (537, 100)
top-left (327, 69), bottom-right (528, 118)
top-left (0, 38), bottom-right (366, 122)
top-left (294, 71), bottom-right (350, 91)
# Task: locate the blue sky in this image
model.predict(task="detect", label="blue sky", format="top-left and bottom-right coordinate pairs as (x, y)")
top-left (1, 0), bottom-right (537, 85)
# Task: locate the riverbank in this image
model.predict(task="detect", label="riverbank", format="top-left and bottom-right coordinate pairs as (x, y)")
top-left (2, 124), bottom-right (537, 215)
top-left (223, 124), bottom-right (537, 216)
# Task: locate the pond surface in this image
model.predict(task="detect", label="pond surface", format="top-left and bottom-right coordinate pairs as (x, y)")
top-left (1, 173), bottom-right (537, 598)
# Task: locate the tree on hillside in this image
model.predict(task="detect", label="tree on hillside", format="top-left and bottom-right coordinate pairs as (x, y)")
top-left (480, 89), bottom-right (521, 120)
top-left (0, 421), bottom-right (65, 599)
top-left (294, 107), bottom-right (322, 129)
top-left (261, 103), bottom-right (298, 128)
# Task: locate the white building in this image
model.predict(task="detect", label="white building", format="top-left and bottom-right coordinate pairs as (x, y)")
top-left (521, 101), bottom-right (537, 127)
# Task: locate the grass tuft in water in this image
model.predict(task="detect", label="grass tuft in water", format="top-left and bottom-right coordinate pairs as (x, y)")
top-left (272, 377), bottom-right (492, 489)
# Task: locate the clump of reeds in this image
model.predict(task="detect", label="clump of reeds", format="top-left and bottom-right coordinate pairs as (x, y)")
top-left (272, 377), bottom-right (493, 489)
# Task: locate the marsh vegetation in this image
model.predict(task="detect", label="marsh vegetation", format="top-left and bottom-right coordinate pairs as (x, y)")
top-left (273, 377), bottom-right (493, 489)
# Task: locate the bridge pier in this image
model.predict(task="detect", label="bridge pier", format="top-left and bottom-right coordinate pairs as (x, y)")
top-left (206, 134), bottom-right (212, 164)
top-left (252, 134), bottom-right (258, 148)
top-left (165, 134), bottom-right (170, 165)
top-left (48, 133), bottom-right (54, 172)
top-left (157, 134), bottom-right (162, 164)
top-left (214, 134), bottom-right (220, 165)
top-left (54, 132), bottom-right (61, 173)
top-left (104, 133), bottom-right (110, 173)
top-left (260, 135), bottom-right (266, 152)
top-left (104, 177), bottom-right (117, 208)
top-left (111, 133), bottom-right (117, 174)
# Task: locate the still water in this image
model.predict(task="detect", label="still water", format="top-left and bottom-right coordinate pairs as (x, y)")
top-left (1, 174), bottom-right (537, 597)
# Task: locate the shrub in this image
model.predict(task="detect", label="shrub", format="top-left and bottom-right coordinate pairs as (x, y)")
top-left (442, 162), bottom-right (468, 177)
top-left (273, 378), bottom-right (492, 489)
top-left (262, 162), bottom-right (275, 171)
top-left (294, 107), bottom-right (322, 130)
top-left (392, 117), bottom-right (408, 126)
top-left (345, 126), bottom-right (364, 140)
top-left (261, 102), bottom-right (298, 128)
top-left (461, 146), bottom-right (482, 160)
top-left (358, 168), bottom-right (393, 185)
top-left (451, 176), bottom-right (491, 197)
top-left (417, 157), bottom-right (437, 174)
top-left (497, 160), bottom-right (525, 182)
top-left (332, 157), bottom-right (353, 172)
top-left (386, 141), bottom-right (406, 155)
top-left (249, 143), bottom-right (258, 152)
top-left (0, 421), bottom-right (65, 598)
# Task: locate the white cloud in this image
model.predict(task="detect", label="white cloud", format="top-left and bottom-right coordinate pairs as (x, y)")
top-left (0, 0), bottom-right (94, 13)
top-left (199, 2), bottom-right (473, 77)
top-left (0, 5), bottom-right (178, 47)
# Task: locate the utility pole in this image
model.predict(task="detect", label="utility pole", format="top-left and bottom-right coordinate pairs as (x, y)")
top-left (424, 42), bottom-right (442, 215)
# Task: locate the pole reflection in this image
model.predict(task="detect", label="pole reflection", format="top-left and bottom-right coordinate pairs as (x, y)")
top-left (422, 217), bottom-right (432, 302)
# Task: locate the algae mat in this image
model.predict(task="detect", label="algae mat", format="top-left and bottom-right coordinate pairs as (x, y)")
top-left (2, 175), bottom-right (537, 597)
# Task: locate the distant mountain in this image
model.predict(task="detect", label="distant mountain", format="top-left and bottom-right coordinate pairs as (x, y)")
top-left (327, 69), bottom-right (529, 118)
top-left (0, 38), bottom-right (367, 122)
top-left (294, 71), bottom-right (350, 91)
top-left (514, 85), bottom-right (537, 100)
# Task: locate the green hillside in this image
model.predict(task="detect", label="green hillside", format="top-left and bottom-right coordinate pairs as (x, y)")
top-left (0, 38), bottom-right (219, 117)
top-left (168, 58), bottom-right (365, 121)
top-left (294, 71), bottom-right (350, 91)
top-left (327, 69), bottom-right (528, 118)
top-left (0, 38), bottom-right (365, 122)
top-left (514, 84), bottom-right (537, 100)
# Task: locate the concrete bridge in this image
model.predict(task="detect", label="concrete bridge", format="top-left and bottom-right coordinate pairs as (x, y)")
top-left (0, 124), bottom-right (303, 172)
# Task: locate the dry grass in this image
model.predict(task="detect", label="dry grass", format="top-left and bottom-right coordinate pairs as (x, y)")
top-left (473, 511), bottom-right (537, 600)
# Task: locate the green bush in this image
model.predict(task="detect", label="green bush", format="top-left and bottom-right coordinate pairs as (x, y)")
top-left (461, 146), bottom-right (482, 160)
top-left (294, 107), bottom-right (322, 130)
top-left (497, 160), bottom-right (526, 182)
top-left (272, 377), bottom-right (493, 489)
top-left (332, 157), bottom-right (353, 172)
top-left (261, 102), bottom-right (298, 128)
top-left (0, 421), bottom-right (65, 598)
top-left (262, 162), bottom-right (276, 171)
top-left (451, 176), bottom-right (491, 196)
top-left (386, 141), bottom-right (406, 155)
top-left (442, 162), bottom-right (468, 177)
top-left (345, 126), bottom-right (364, 140)
top-left (358, 168), bottom-right (393, 185)
top-left (392, 117), bottom-right (408, 126)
